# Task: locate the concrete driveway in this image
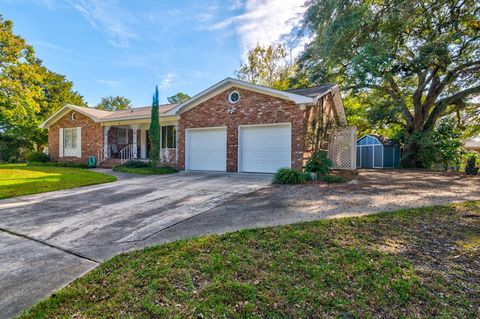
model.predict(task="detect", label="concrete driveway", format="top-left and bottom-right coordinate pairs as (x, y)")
top-left (0, 171), bottom-right (271, 318)
top-left (1, 169), bottom-right (479, 318)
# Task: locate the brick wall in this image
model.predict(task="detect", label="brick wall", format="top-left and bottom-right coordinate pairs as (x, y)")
top-left (48, 110), bottom-right (103, 163)
top-left (177, 87), bottom-right (307, 172)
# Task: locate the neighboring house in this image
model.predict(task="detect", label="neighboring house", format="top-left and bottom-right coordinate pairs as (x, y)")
top-left (465, 139), bottom-right (480, 153)
top-left (356, 135), bottom-right (401, 169)
top-left (40, 78), bottom-right (353, 173)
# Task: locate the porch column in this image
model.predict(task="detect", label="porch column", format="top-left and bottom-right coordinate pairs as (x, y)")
top-left (103, 126), bottom-right (111, 159)
top-left (140, 129), bottom-right (147, 159)
top-left (130, 124), bottom-right (140, 159)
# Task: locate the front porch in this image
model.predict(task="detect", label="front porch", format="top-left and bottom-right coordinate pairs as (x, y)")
top-left (98, 123), bottom-right (178, 166)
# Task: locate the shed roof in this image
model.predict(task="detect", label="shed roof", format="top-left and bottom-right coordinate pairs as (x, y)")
top-left (358, 134), bottom-right (400, 147)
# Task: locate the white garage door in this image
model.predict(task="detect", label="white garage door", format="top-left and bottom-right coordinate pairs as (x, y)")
top-left (186, 127), bottom-right (226, 171)
top-left (239, 124), bottom-right (291, 173)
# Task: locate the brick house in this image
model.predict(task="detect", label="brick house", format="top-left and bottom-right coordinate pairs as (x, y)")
top-left (41, 78), bottom-right (352, 173)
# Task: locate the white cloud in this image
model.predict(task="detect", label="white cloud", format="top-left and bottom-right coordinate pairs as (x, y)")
top-left (158, 73), bottom-right (175, 90)
top-left (212, 0), bottom-right (306, 58)
top-left (66, 0), bottom-right (138, 48)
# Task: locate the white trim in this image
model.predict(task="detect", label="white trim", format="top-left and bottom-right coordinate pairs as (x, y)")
top-left (185, 126), bottom-right (227, 172)
top-left (228, 90), bottom-right (241, 104)
top-left (59, 128), bottom-right (64, 157)
top-left (357, 134), bottom-right (382, 145)
top-left (40, 104), bottom-right (109, 128)
top-left (237, 122), bottom-right (292, 173)
top-left (77, 127), bottom-right (82, 158)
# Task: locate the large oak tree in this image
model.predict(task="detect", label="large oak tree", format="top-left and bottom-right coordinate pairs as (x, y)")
top-left (298, 0), bottom-right (480, 167)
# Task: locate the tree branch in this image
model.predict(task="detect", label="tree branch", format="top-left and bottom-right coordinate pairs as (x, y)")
top-left (387, 76), bottom-right (413, 127)
top-left (423, 85), bottom-right (480, 130)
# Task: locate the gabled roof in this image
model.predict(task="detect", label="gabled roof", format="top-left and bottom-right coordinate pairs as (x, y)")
top-left (40, 103), bottom-right (177, 128)
top-left (40, 78), bottom-right (348, 128)
top-left (171, 77), bottom-right (315, 115)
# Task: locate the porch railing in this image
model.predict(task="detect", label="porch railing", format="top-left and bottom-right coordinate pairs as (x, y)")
top-left (119, 144), bottom-right (134, 164)
top-left (97, 145), bottom-right (111, 164)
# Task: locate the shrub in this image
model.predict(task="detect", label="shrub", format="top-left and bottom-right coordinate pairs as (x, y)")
top-left (123, 160), bottom-right (150, 168)
top-left (273, 168), bottom-right (305, 184)
top-left (320, 174), bottom-right (347, 183)
top-left (303, 171), bottom-right (315, 181)
top-left (113, 165), bottom-right (178, 175)
top-left (25, 151), bottom-right (49, 163)
top-left (304, 151), bottom-right (333, 176)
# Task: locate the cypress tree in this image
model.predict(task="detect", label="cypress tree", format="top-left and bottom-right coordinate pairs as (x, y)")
top-left (149, 86), bottom-right (160, 167)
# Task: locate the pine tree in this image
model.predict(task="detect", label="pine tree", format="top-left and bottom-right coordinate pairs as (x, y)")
top-left (149, 86), bottom-right (160, 167)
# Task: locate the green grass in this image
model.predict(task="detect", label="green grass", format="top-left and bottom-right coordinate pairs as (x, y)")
top-left (113, 165), bottom-right (178, 175)
top-left (20, 202), bottom-right (480, 318)
top-left (0, 163), bottom-right (116, 199)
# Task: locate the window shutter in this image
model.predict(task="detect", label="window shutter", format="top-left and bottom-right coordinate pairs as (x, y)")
top-left (77, 127), bottom-right (82, 157)
top-left (59, 128), bottom-right (64, 157)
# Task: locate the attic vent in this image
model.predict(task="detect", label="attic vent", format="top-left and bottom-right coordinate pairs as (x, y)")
top-left (228, 90), bottom-right (240, 104)
top-left (70, 112), bottom-right (77, 121)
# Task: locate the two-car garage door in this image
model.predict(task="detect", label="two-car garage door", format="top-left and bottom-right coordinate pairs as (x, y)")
top-left (186, 124), bottom-right (291, 173)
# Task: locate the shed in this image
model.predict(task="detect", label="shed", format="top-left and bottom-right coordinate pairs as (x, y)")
top-left (356, 135), bottom-right (401, 168)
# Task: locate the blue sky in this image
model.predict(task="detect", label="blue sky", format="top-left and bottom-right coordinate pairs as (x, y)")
top-left (1, 0), bottom-right (305, 106)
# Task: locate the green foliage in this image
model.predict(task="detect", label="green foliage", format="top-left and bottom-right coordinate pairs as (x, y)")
top-left (26, 161), bottom-right (88, 168)
top-left (0, 15), bottom-right (85, 156)
top-left (167, 92), bottom-right (190, 104)
top-left (122, 160), bottom-right (150, 168)
top-left (95, 96), bottom-right (132, 111)
top-left (25, 151), bottom-right (48, 163)
top-left (236, 43), bottom-right (300, 90)
top-left (405, 131), bottom-right (439, 169)
top-left (149, 87), bottom-right (161, 167)
top-left (273, 168), bottom-right (305, 184)
top-left (304, 151), bottom-right (333, 176)
top-left (402, 118), bottom-right (463, 170)
top-left (303, 171), bottom-right (315, 181)
top-left (299, 0), bottom-right (480, 167)
top-left (320, 174), bottom-right (347, 184)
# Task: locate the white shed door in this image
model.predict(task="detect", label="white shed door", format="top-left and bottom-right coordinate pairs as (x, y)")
top-left (186, 128), bottom-right (227, 171)
top-left (239, 124), bottom-right (291, 173)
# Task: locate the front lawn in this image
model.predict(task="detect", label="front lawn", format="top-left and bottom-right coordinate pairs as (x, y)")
top-left (0, 163), bottom-right (116, 199)
top-left (113, 165), bottom-right (177, 175)
top-left (20, 202), bottom-right (479, 318)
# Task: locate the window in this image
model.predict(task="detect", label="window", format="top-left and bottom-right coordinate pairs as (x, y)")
top-left (228, 90), bottom-right (240, 104)
top-left (64, 128), bottom-right (78, 150)
top-left (118, 128), bottom-right (128, 144)
top-left (161, 125), bottom-right (176, 148)
top-left (63, 127), bottom-right (80, 157)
